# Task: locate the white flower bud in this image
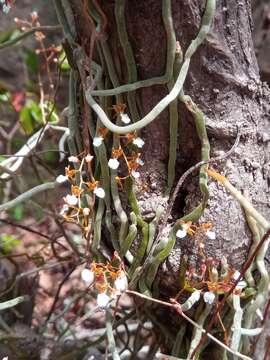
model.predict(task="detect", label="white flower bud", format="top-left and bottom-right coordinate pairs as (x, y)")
top-left (120, 113), bottom-right (131, 124)
top-left (97, 292), bottom-right (111, 309)
top-left (56, 174), bottom-right (68, 183)
top-left (60, 204), bottom-right (69, 215)
top-left (83, 207), bottom-right (91, 216)
top-left (131, 170), bottom-right (140, 178)
top-left (132, 137), bottom-right (145, 148)
top-left (81, 268), bottom-right (94, 284)
top-left (108, 158), bottom-right (120, 170)
top-left (93, 137), bottom-right (104, 147)
top-left (176, 229), bottom-right (187, 239)
top-left (85, 154), bottom-right (93, 163)
top-left (203, 291), bottom-right (215, 305)
top-left (65, 194), bottom-right (78, 206)
top-left (94, 187), bottom-right (105, 199)
top-left (68, 156), bottom-right (79, 163)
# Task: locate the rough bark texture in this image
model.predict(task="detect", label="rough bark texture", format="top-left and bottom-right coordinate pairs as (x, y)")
top-left (90, 1), bottom-right (270, 357)
top-left (94, 0), bottom-right (270, 279)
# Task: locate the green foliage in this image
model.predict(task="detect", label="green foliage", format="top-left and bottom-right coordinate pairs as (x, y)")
top-left (19, 99), bottom-right (58, 134)
top-left (42, 150), bottom-right (58, 164)
top-left (23, 48), bottom-right (39, 74)
top-left (0, 28), bottom-right (21, 44)
top-left (58, 48), bottom-right (70, 71)
top-left (9, 203), bottom-right (24, 221)
top-left (19, 99), bottom-right (39, 134)
top-left (0, 233), bottom-right (21, 254)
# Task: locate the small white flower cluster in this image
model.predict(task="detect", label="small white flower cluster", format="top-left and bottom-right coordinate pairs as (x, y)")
top-left (80, 268), bottom-right (128, 309)
top-left (57, 153), bottom-right (106, 217)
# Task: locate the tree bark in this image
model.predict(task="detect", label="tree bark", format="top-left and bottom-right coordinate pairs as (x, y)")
top-left (55, 0), bottom-right (270, 358)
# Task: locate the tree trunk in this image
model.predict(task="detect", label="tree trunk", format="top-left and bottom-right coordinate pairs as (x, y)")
top-left (54, 0), bottom-right (270, 358)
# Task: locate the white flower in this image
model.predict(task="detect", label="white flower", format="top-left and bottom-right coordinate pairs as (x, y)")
top-left (176, 229), bottom-right (187, 239)
top-left (83, 207), bottom-right (91, 216)
top-left (114, 273), bottom-right (128, 292)
top-left (120, 113), bottom-right (131, 124)
top-left (60, 204), bottom-right (69, 215)
top-left (81, 268), bottom-right (95, 284)
top-left (94, 187), bottom-right (105, 198)
top-left (2, 357), bottom-right (8, 360)
top-left (108, 158), bottom-right (120, 170)
top-left (85, 154), bottom-right (93, 163)
top-left (68, 156), bottom-right (79, 163)
top-left (93, 136), bottom-right (104, 147)
top-left (97, 292), bottom-right (111, 309)
top-left (203, 291), bottom-right (215, 305)
top-left (206, 230), bottom-right (216, 240)
top-left (131, 170), bottom-right (140, 178)
top-left (133, 137), bottom-right (145, 148)
top-left (65, 194), bottom-right (78, 206)
top-left (56, 174), bottom-right (68, 183)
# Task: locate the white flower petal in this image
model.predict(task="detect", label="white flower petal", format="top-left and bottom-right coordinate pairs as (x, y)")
top-left (68, 156), bottom-right (79, 163)
top-left (131, 170), bottom-right (140, 179)
top-left (85, 154), bottom-right (94, 163)
top-left (81, 269), bottom-right (95, 284)
top-left (108, 158), bottom-right (120, 170)
top-left (83, 207), bottom-right (91, 216)
top-left (97, 292), bottom-right (111, 309)
top-left (176, 229), bottom-right (187, 239)
top-left (94, 187), bottom-right (105, 198)
top-left (206, 230), bottom-right (216, 240)
top-left (203, 291), bottom-right (215, 305)
top-left (132, 137), bottom-right (145, 148)
top-left (56, 174), bottom-right (68, 183)
top-left (65, 194), bottom-right (78, 206)
top-left (60, 204), bottom-right (69, 215)
top-left (93, 136), bottom-right (104, 147)
top-left (114, 273), bottom-right (128, 292)
top-left (120, 113), bottom-right (131, 124)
